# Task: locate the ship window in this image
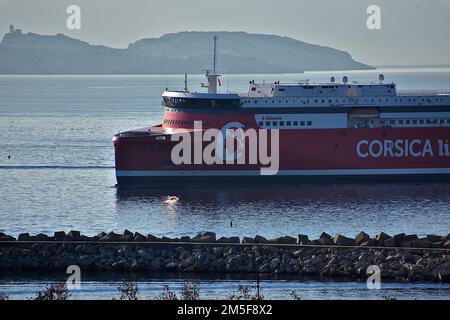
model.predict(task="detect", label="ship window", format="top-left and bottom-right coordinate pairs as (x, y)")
top-left (273, 121), bottom-right (278, 126)
top-left (259, 121), bottom-right (263, 126)
top-left (390, 120), bottom-right (395, 125)
top-left (420, 119), bottom-right (425, 124)
top-left (399, 120), bottom-right (404, 124)
top-left (278, 88), bottom-right (285, 92)
top-left (426, 119), bottom-right (431, 124)
top-left (447, 119), bottom-right (450, 123)
top-left (300, 121), bottom-right (305, 126)
top-left (413, 120), bottom-right (417, 124)
top-left (307, 121), bottom-right (312, 126)
top-left (251, 87), bottom-right (256, 91)
top-left (265, 121), bottom-right (270, 126)
top-left (293, 121), bottom-right (299, 126)
top-left (287, 121), bottom-right (292, 126)
top-left (440, 119), bottom-right (445, 124)
top-left (280, 121), bottom-right (285, 126)
top-left (406, 120), bottom-right (411, 124)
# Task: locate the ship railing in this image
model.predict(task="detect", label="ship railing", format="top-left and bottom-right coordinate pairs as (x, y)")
top-left (398, 89), bottom-right (450, 96)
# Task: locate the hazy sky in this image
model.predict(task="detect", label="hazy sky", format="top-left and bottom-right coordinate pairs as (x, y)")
top-left (1, 0), bottom-right (450, 66)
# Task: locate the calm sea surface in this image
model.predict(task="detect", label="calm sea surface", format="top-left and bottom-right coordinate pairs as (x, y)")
top-left (0, 69), bottom-right (450, 299)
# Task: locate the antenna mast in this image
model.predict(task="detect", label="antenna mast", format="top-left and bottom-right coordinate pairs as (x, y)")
top-left (201, 36), bottom-right (221, 94)
top-left (213, 35), bottom-right (217, 75)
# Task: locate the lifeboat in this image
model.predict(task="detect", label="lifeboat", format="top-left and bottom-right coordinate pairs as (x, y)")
top-left (348, 108), bottom-right (380, 120)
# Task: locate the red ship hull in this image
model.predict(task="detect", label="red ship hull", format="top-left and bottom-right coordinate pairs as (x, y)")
top-left (113, 125), bottom-right (450, 185)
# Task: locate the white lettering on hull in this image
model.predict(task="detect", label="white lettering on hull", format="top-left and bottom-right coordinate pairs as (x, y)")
top-left (357, 139), bottom-right (450, 158)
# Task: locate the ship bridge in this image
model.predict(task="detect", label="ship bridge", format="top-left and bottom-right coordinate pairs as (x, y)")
top-left (162, 91), bottom-right (240, 109)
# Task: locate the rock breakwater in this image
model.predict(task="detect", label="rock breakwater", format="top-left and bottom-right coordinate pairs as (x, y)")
top-left (1, 231), bottom-right (449, 282)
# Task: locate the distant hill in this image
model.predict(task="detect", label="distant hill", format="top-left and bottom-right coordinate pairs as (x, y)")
top-left (0, 29), bottom-right (373, 74)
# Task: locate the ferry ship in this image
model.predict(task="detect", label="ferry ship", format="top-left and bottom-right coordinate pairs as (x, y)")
top-left (113, 37), bottom-right (450, 185)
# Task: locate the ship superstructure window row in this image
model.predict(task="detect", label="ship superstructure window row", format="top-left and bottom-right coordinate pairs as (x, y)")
top-left (258, 120), bottom-right (313, 127)
top-left (241, 96), bottom-right (450, 107)
top-left (386, 118), bottom-right (450, 127)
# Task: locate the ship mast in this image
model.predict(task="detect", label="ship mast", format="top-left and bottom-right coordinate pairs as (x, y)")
top-left (213, 35), bottom-right (217, 76)
top-left (201, 36), bottom-right (220, 94)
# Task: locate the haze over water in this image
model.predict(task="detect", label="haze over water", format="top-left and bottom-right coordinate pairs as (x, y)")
top-left (1, 68), bottom-right (450, 239)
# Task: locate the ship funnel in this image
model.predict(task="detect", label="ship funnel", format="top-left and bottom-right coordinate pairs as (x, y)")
top-left (342, 76), bottom-right (348, 84)
top-left (330, 76), bottom-right (335, 84)
top-left (379, 74), bottom-right (385, 83)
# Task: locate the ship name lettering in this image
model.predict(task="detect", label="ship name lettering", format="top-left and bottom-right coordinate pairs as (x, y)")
top-left (356, 139), bottom-right (437, 158)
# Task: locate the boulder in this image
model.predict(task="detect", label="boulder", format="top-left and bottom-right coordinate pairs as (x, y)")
top-left (31, 233), bottom-right (51, 241)
top-left (333, 234), bottom-right (355, 246)
top-left (373, 232), bottom-right (391, 243)
top-left (355, 232), bottom-right (370, 245)
top-left (17, 233), bottom-right (31, 241)
top-left (426, 234), bottom-right (443, 243)
top-left (435, 264), bottom-right (450, 282)
top-left (99, 231), bottom-right (121, 242)
top-left (404, 234), bottom-right (419, 242)
top-left (318, 232), bottom-right (333, 245)
top-left (242, 237), bottom-right (254, 244)
top-left (217, 236), bottom-right (240, 244)
top-left (432, 241), bottom-right (444, 248)
top-left (0, 233), bottom-right (15, 241)
top-left (274, 236), bottom-right (297, 244)
top-left (121, 229), bottom-right (134, 241)
top-left (400, 241), bottom-right (412, 248)
top-left (297, 234), bottom-right (311, 245)
top-left (193, 232), bottom-right (216, 243)
top-left (293, 250), bottom-right (304, 258)
top-left (212, 247), bottom-right (224, 257)
top-left (392, 233), bottom-right (407, 244)
top-left (133, 232), bottom-right (146, 242)
top-left (411, 238), bottom-right (433, 248)
top-left (384, 237), bottom-right (397, 247)
top-left (81, 235), bottom-right (91, 241)
top-left (360, 239), bottom-right (377, 246)
top-left (93, 232), bottom-right (106, 241)
top-left (146, 234), bottom-right (159, 242)
top-left (54, 231), bottom-right (66, 241)
top-left (66, 230), bottom-right (81, 241)
top-left (254, 235), bottom-right (270, 244)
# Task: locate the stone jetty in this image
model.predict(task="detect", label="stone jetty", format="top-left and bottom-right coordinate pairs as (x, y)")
top-left (1, 231), bottom-right (450, 282)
